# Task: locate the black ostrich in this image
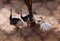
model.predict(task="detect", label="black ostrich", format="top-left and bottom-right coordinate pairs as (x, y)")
top-left (19, 10), bottom-right (34, 22)
top-left (19, 10), bottom-right (35, 26)
top-left (9, 9), bottom-right (23, 30)
top-left (19, 0), bottom-right (36, 26)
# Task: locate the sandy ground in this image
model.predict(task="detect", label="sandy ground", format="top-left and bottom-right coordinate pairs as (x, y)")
top-left (0, 0), bottom-right (60, 41)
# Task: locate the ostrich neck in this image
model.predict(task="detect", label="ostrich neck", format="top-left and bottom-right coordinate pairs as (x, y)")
top-left (21, 11), bottom-right (23, 18)
top-left (9, 10), bottom-right (12, 20)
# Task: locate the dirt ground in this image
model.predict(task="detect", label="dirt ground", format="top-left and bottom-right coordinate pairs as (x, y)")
top-left (0, 0), bottom-right (60, 41)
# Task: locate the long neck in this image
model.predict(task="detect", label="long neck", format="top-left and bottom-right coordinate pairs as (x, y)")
top-left (20, 10), bottom-right (23, 19)
top-left (9, 9), bottom-right (12, 20)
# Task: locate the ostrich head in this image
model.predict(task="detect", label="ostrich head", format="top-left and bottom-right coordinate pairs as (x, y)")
top-left (10, 9), bottom-right (12, 13)
top-left (36, 17), bottom-right (45, 24)
top-left (16, 10), bottom-right (22, 14)
top-left (37, 17), bottom-right (43, 22)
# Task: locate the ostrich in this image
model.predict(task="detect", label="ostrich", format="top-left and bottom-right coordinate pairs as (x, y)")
top-left (37, 17), bottom-right (53, 41)
top-left (9, 9), bottom-right (23, 32)
top-left (19, 0), bottom-right (35, 26)
top-left (18, 10), bottom-right (35, 26)
top-left (9, 9), bottom-right (23, 26)
top-left (37, 17), bottom-right (52, 34)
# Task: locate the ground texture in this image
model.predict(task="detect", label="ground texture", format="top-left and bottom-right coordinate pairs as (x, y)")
top-left (0, 0), bottom-right (60, 41)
